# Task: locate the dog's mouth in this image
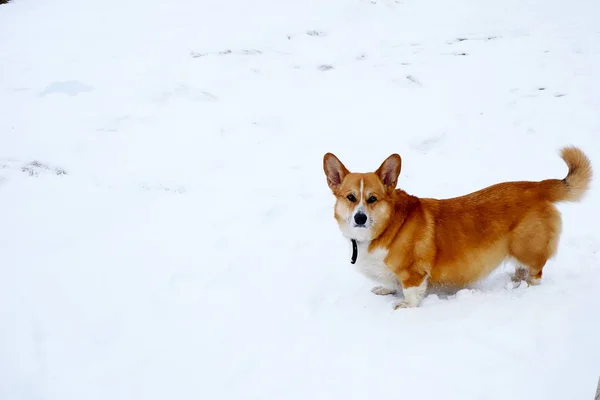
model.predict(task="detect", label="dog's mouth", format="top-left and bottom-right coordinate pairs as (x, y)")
top-left (350, 218), bottom-right (372, 229)
top-left (349, 220), bottom-right (372, 230)
top-left (344, 223), bottom-right (373, 242)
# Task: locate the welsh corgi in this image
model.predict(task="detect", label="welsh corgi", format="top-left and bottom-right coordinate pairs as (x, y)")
top-left (323, 147), bottom-right (592, 309)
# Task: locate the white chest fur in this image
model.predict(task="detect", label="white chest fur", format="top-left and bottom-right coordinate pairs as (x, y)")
top-left (352, 241), bottom-right (400, 289)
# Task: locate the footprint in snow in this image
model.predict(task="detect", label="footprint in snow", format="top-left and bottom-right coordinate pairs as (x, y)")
top-left (409, 133), bottom-right (446, 153)
top-left (140, 183), bottom-right (185, 194)
top-left (40, 80), bottom-right (94, 97)
top-left (1, 159), bottom-right (67, 177)
top-left (286, 30), bottom-right (326, 40)
top-left (447, 36), bottom-right (500, 45)
top-left (511, 86), bottom-right (567, 99)
top-left (155, 85), bottom-right (218, 103)
top-left (190, 49), bottom-right (262, 58)
top-left (393, 75), bottom-right (422, 88)
top-left (21, 161), bottom-right (67, 177)
top-left (306, 30), bottom-right (326, 37)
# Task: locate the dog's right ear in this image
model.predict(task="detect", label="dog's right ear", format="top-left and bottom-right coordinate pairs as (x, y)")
top-left (323, 153), bottom-right (350, 193)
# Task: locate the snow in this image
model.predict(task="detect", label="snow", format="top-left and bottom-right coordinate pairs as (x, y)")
top-left (1, 0), bottom-right (600, 398)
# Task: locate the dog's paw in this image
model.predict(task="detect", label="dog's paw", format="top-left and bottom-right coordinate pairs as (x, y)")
top-left (393, 300), bottom-right (417, 309)
top-left (506, 280), bottom-right (529, 290)
top-left (527, 277), bottom-right (542, 286)
top-left (371, 286), bottom-right (397, 296)
top-left (511, 266), bottom-right (529, 283)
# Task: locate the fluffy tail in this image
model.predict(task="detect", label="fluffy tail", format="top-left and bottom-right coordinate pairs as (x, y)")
top-left (544, 146), bottom-right (592, 203)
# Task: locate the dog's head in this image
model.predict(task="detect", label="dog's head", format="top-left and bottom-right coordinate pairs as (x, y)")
top-left (323, 153), bottom-right (401, 242)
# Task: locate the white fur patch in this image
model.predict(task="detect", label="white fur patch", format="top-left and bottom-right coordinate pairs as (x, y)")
top-left (394, 278), bottom-right (428, 309)
top-left (338, 211), bottom-right (373, 242)
top-left (339, 223), bottom-right (372, 242)
top-left (359, 178), bottom-right (364, 204)
top-left (352, 242), bottom-right (400, 292)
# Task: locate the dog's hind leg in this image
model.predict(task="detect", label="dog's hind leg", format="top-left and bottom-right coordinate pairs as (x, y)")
top-left (509, 205), bottom-right (562, 286)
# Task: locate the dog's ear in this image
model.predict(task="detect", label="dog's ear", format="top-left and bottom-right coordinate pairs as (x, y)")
top-left (323, 153), bottom-right (350, 193)
top-left (375, 154), bottom-right (401, 192)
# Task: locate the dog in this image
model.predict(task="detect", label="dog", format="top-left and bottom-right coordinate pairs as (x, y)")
top-left (323, 146), bottom-right (592, 309)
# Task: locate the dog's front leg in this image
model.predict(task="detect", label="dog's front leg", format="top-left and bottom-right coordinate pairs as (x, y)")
top-left (394, 271), bottom-right (428, 309)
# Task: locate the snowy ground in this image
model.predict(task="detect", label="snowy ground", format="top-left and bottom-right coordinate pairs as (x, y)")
top-left (1, 0), bottom-right (600, 398)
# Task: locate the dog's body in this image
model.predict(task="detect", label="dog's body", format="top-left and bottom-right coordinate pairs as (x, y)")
top-left (323, 147), bottom-right (592, 309)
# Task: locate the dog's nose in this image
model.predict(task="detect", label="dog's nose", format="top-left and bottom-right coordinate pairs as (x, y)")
top-left (354, 212), bottom-right (367, 226)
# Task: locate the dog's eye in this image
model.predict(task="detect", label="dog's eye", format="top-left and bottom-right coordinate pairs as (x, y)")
top-left (367, 195), bottom-right (377, 204)
top-left (346, 194), bottom-right (357, 202)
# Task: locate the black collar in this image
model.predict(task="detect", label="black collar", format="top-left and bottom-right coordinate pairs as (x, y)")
top-left (350, 239), bottom-right (358, 264)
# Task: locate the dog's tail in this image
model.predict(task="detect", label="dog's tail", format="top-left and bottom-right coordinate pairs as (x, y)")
top-left (542, 146), bottom-right (592, 203)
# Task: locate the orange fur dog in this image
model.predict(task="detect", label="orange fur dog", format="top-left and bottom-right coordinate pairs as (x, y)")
top-left (323, 146), bottom-right (592, 309)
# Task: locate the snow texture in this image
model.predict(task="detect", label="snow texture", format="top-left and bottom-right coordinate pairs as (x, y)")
top-left (1, 0), bottom-right (600, 399)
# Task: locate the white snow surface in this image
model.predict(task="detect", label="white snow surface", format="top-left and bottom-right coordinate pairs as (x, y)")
top-left (1, 0), bottom-right (600, 398)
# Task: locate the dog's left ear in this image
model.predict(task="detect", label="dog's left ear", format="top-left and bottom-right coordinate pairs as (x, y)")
top-left (376, 154), bottom-right (402, 192)
top-left (323, 153), bottom-right (350, 193)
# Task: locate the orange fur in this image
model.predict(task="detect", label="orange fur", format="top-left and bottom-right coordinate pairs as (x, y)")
top-left (323, 146), bottom-right (592, 308)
